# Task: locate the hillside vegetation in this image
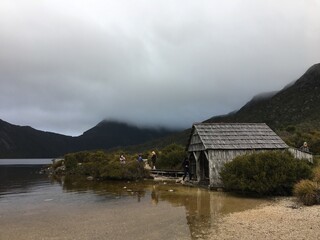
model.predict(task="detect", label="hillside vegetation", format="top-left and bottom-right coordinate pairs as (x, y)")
top-left (51, 143), bottom-right (186, 180)
top-left (206, 63), bottom-right (320, 154)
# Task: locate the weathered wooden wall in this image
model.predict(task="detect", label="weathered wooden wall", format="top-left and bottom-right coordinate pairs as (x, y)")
top-left (188, 129), bottom-right (205, 152)
top-left (207, 148), bottom-right (313, 188)
top-left (288, 147), bottom-right (313, 163)
top-left (208, 149), bottom-right (258, 188)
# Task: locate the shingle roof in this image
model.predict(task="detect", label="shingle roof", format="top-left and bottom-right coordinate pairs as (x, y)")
top-left (188, 123), bottom-right (288, 150)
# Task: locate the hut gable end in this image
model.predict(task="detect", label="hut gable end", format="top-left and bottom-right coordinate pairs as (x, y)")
top-left (188, 128), bottom-right (205, 152)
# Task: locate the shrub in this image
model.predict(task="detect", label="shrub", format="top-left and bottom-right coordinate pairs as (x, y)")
top-left (52, 159), bottom-right (64, 170)
top-left (157, 144), bottom-right (185, 169)
top-left (77, 162), bottom-right (103, 178)
top-left (285, 125), bottom-right (296, 133)
top-left (293, 180), bottom-right (319, 206)
top-left (64, 151), bottom-right (107, 173)
top-left (64, 153), bottom-right (79, 172)
top-left (63, 150), bottom-right (150, 180)
top-left (100, 160), bottom-right (149, 180)
top-left (313, 156), bottom-right (320, 167)
top-left (220, 151), bottom-right (312, 195)
top-left (312, 166), bottom-right (320, 183)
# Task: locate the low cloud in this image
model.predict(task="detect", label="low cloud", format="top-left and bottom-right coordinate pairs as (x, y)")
top-left (0, 0), bottom-right (319, 135)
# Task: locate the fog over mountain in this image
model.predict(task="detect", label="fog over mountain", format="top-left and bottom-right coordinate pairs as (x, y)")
top-left (207, 63), bottom-right (320, 129)
top-left (1, 63), bottom-right (320, 157)
top-left (0, 119), bottom-right (177, 158)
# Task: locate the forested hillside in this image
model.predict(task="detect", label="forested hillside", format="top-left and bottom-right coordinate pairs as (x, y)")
top-left (206, 63), bottom-right (320, 153)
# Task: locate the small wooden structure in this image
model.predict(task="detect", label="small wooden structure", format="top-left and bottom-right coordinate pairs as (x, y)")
top-left (150, 169), bottom-right (184, 178)
top-left (186, 123), bottom-right (312, 188)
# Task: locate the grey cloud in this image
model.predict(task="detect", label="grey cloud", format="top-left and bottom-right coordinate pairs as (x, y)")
top-left (0, 0), bottom-right (319, 135)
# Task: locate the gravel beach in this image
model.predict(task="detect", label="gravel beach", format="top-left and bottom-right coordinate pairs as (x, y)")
top-left (210, 197), bottom-right (320, 240)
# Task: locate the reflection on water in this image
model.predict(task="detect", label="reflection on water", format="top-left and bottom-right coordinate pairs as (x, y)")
top-left (59, 176), bottom-right (268, 239)
top-left (60, 176), bottom-right (148, 202)
top-left (0, 165), bottom-right (48, 196)
top-left (0, 164), bottom-right (269, 240)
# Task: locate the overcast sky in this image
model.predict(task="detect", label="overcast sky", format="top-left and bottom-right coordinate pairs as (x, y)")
top-left (0, 0), bottom-right (319, 136)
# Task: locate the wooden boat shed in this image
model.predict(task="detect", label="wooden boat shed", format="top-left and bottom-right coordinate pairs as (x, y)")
top-left (186, 123), bottom-right (289, 188)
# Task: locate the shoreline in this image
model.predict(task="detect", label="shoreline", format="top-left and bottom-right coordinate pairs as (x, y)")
top-left (210, 197), bottom-right (320, 240)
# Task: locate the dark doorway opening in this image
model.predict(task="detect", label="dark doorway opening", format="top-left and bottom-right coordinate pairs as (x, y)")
top-left (199, 151), bottom-right (209, 183)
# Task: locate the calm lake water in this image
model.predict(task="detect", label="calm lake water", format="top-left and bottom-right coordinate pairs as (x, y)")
top-left (0, 159), bottom-right (270, 240)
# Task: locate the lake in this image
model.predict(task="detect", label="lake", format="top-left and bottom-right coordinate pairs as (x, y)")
top-left (0, 159), bottom-right (269, 240)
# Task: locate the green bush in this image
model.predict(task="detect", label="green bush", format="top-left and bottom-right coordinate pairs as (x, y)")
top-left (285, 125), bottom-right (296, 133)
top-left (312, 166), bottom-right (320, 183)
top-left (220, 151), bottom-right (312, 195)
top-left (63, 150), bottom-right (150, 180)
top-left (100, 160), bottom-right (149, 180)
top-left (280, 126), bottom-right (320, 155)
top-left (52, 159), bottom-right (64, 170)
top-left (157, 144), bottom-right (185, 169)
top-left (64, 153), bottom-right (79, 172)
top-left (313, 155), bottom-right (320, 167)
top-left (293, 180), bottom-right (319, 206)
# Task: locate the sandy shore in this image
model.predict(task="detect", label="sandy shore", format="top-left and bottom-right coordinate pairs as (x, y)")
top-left (210, 197), bottom-right (320, 240)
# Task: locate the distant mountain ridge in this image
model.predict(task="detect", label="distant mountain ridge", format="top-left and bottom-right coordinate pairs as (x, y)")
top-left (0, 119), bottom-right (178, 158)
top-left (206, 63), bottom-right (320, 129)
top-left (0, 119), bottom-right (75, 158)
top-left (77, 120), bottom-right (177, 150)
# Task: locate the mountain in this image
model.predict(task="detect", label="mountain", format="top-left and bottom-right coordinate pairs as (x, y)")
top-left (0, 119), bottom-right (178, 158)
top-left (206, 63), bottom-right (320, 129)
top-left (203, 63), bottom-right (320, 153)
top-left (123, 63), bottom-right (320, 154)
top-left (143, 63), bottom-right (320, 154)
top-left (76, 120), bottom-right (178, 150)
top-left (0, 119), bottom-right (75, 158)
